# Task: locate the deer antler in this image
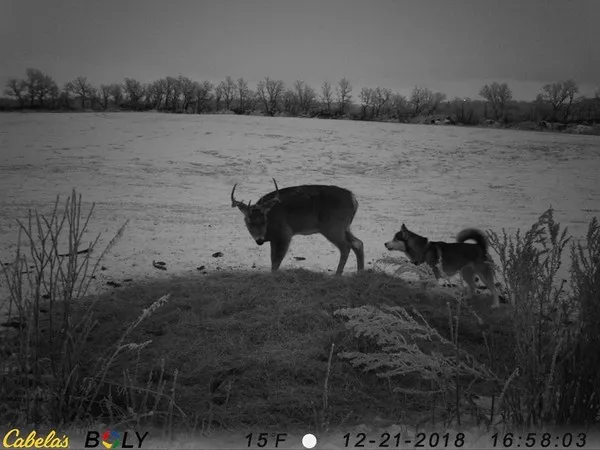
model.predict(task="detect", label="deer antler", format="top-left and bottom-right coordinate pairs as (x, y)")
top-left (231, 184), bottom-right (249, 214)
top-left (272, 178), bottom-right (280, 201)
top-left (259, 178), bottom-right (282, 212)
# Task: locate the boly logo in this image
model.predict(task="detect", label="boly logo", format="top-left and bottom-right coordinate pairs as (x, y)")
top-left (102, 430), bottom-right (121, 448)
top-left (84, 430), bottom-right (148, 449)
top-left (1, 429), bottom-right (69, 448)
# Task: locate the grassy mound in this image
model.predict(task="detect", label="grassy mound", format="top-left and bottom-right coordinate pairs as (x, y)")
top-left (69, 268), bottom-right (513, 431)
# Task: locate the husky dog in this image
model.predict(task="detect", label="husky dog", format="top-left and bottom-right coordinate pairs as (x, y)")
top-left (385, 224), bottom-right (502, 308)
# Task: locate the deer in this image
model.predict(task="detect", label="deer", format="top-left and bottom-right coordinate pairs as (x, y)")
top-left (231, 178), bottom-right (364, 275)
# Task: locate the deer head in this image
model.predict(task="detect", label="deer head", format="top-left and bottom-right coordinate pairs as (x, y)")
top-left (231, 178), bottom-right (281, 245)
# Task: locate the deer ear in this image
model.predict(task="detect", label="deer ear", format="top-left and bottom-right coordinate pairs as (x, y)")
top-left (260, 196), bottom-right (281, 213)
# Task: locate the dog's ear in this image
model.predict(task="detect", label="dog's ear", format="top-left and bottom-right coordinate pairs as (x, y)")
top-left (401, 223), bottom-right (407, 231)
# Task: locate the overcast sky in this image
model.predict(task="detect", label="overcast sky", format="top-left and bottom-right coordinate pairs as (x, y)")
top-left (1, 0), bottom-right (598, 101)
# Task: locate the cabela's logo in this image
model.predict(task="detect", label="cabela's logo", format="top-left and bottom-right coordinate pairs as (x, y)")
top-left (2, 429), bottom-right (69, 448)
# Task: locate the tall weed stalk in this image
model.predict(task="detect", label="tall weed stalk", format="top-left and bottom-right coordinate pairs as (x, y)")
top-left (0, 189), bottom-right (130, 425)
top-left (487, 208), bottom-right (597, 427)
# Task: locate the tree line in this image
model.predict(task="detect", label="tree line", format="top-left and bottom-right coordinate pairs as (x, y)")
top-left (3, 68), bottom-right (600, 126)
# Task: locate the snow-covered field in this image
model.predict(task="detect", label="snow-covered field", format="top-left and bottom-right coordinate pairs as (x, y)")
top-left (1, 112), bottom-right (599, 301)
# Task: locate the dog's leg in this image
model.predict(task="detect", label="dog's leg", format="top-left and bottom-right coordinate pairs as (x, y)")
top-left (431, 263), bottom-right (453, 287)
top-left (431, 264), bottom-right (442, 280)
top-left (430, 247), bottom-right (451, 287)
top-left (480, 263), bottom-right (501, 308)
top-left (461, 266), bottom-right (477, 299)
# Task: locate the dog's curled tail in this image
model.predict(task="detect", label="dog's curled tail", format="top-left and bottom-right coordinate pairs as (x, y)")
top-left (456, 228), bottom-right (489, 253)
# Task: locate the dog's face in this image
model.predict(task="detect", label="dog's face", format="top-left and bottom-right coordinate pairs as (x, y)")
top-left (385, 224), bottom-right (411, 250)
top-left (384, 232), bottom-right (408, 252)
top-left (385, 224), bottom-right (420, 265)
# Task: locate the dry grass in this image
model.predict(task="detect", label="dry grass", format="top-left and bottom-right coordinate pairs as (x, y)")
top-left (487, 210), bottom-right (600, 428)
top-left (0, 190), bottom-right (176, 430)
top-left (45, 267), bottom-right (513, 434)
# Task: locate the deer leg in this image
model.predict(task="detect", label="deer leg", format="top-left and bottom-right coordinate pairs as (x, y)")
top-left (270, 236), bottom-right (292, 272)
top-left (335, 246), bottom-right (351, 275)
top-left (322, 230), bottom-right (351, 275)
top-left (346, 230), bottom-right (364, 271)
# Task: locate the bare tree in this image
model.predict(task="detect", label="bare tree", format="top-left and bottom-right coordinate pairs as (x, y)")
top-left (178, 76), bottom-right (195, 112)
top-left (193, 80), bottom-right (213, 113)
top-left (539, 79), bottom-right (579, 121)
top-left (88, 86), bottom-right (99, 109)
top-left (567, 95), bottom-right (588, 123)
top-left (391, 92), bottom-right (407, 122)
top-left (426, 91), bottom-right (447, 115)
top-left (24, 69), bottom-right (57, 108)
top-left (66, 76), bottom-right (93, 108)
top-left (123, 78), bottom-right (145, 109)
top-left (236, 77), bottom-right (250, 112)
top-left (282, 89), bottom-right (299, 115)
top-left (372, 87), bottom-right (392, 118)
top-left (62, 83), bottom-right (73, 109)
top-left (39, 76), bottom-right (59, 107)
top-left (48, 84), bottom-right (60, 109)
top-left (4, 78), bottom-right (27, 107)
top-left (293, 80), bottom-right (316, 115)
top-left (146, 79), bottom-right (166, 110)
top-left (321, 81), bottom-right (334, 114)
top-left (336, 78), bottom-right (352, 114)
top-left (267, 79), bottom-right (285, 115)
top-left (218, 76), bottom-right (237, 111)
top-left (24, 68), bottom-right (41, 107)
top-left (214, 83), bottom-right (224, 111)
top-left (169, 76), bottom-right (182, 112)
top-left (589, 88), bottom-right (600, 122)
top-left (161, 77), bottom-right (175, 111)
top-left (256, 77), bottom-right (284, 116)
top-left (245, 90), bottom-right (257, 113)
top-left (359, 87), bottom-right (373, 119)
top-left (99, 85), bottom-right (111, 109)
top-left (109, 83), bottom-right (123, 107)
top-left (479, 82), bottom-right (512, 120)
top-left (407, 87), bottom-right (447, 117)
top-left (141, 82), bottom-right (152, 109)
top-left (154, 78), bottom-right (168, 110)
top-left (451, 97), bottom-right (475, 124)
top-left (409, 86), bottom-right (432, 116)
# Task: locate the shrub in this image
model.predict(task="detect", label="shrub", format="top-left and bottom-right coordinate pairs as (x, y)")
top-left (0, 190), bottom-right (176, 429)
